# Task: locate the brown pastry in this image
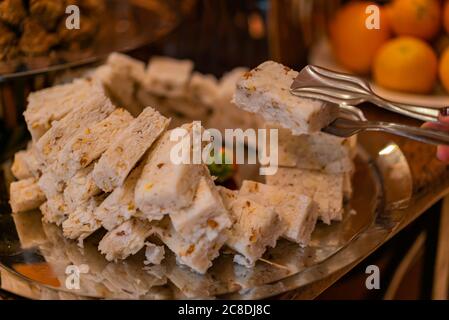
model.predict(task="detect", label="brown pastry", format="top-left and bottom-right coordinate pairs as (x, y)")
top-left (64, 0), bottom-right (81, 6)
top-left (0, 21), bottom-right (15, 48)
top-left (29, 0), bottom-right (65, 31)
top-left (0, 45), bottom-right (18, 62)
top-left (80, 0), bottom-right (105, 13)
top-left (57, 13), bottom-right (98, 45)
top-left (0, 21), bottom-right (17, 61)
top-left (18, 19), bottom-right (59, 55)
top-left (0, 0), bottom-right (26, 26)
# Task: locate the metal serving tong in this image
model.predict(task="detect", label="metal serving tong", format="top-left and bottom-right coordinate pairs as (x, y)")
top-left (290, 65), bottom-right (449, 146)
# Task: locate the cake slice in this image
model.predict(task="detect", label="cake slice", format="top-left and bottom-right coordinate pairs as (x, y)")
top-left (219, 67), bottom-right (249, 100)
top-left (9, 178), bottom-right (46, 213)
top-left (187, 72), bottom-right (219, 106)
top-left (93, 53), bottom-right (145, 116)
top-left (266, 124), bottom-right (356, 173)
top-left (94, 65), bottom-right (138, 113)
top-left (11, 150), bottom-right (33, 180)
top-left (36, 83), bottom-right (115, 168)
top-left (94, 163), bottom-right (144, 231)
top-left (135, 123), bottom-right (205, 220)
top-left (98, 218), bottom-right (155, 261)
top-left (266, 167), bottom-right (345, 224)
top-left (209, 67), bottom-right (263, 133)
top-left (24, 79), bottom-right (93, 141)
top-left (143, 56), bottom-right (193, 98)
top-left (160, 97), bottom-right (212, 122)
top-left (106, 52), bottom-right (146, 84)
top-left (170, 176), bottom-right (232, 242)
top-left (157, 219), bottom-right (227, 274)
top-left (233, 61), bottom-right (338, 135)
top-left (40, 197), bottom-right (67, 226)
top-left (262, 123), bottom-right (299, 168)
top-left (226, 196), bottom-right (285, 267)
top-left (216, 186), bottom-right (238, 211)
top-left (37, 171), bottom-right (65, 200)
top-left (92, 106), bottom-right (170, 192)
top-left (22, 143), bottom-right (43, 178)
top-left (54, 108), bottom-right (133, 181)
top-left (62, 195), bottom-right (106, 242)
top-left (63, 164), bottom-right (101, 212)
top-left (239, 180), bottom-right (317, 246)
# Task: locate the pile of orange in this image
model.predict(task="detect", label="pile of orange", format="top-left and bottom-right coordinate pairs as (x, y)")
top-left (329, 0), bottom-right (449, 94)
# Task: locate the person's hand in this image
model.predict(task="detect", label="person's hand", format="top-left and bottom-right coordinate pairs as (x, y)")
top-left (423, 115), bottom-right (449, 161)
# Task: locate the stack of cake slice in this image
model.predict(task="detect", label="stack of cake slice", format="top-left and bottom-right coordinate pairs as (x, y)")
top-left (9, 54), bottom-right (357, 276)
top-left (233, 60), bottom-right (356, 225)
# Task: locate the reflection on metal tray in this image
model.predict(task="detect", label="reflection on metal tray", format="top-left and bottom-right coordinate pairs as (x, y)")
top-left (0, 133), bottom-right (414, 299)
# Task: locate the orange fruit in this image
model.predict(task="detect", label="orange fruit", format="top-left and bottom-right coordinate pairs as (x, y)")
top-left (439, 47), bottom-right (449, 92)
top-left (373, 37), bottom-right (438, 94)
top-left (443, 0), bottom-right (449, 34)
top-left (329, 1), bottom-right (391, 74)
top-left (389, 0), bottom-right (441, 40)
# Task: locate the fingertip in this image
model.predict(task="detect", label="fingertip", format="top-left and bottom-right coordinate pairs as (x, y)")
top-left (422, 121), bottom-right (449, 132)
top-left (437, 146), bottom-right (449, 162)
top-left (439, 115), bottom-right (449, 123)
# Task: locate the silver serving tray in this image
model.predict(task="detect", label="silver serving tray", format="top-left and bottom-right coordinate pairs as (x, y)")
top-left (0, 133), bottom-right (414, 299)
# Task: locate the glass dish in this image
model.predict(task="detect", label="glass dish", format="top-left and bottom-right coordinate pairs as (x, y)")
top-left (0, 0), bottom-right (182, 82)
